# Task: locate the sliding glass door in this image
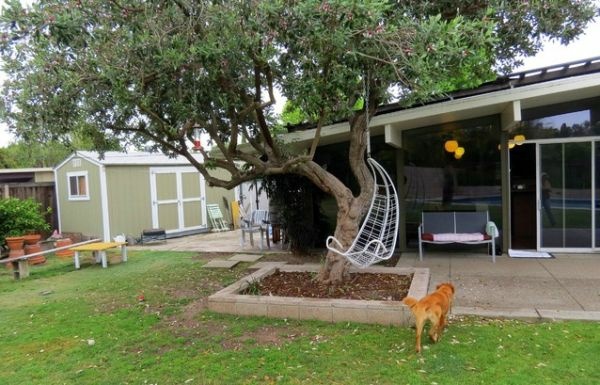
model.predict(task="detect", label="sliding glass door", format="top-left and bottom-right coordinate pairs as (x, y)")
top-left (538, 141), bottom-right (593, 250)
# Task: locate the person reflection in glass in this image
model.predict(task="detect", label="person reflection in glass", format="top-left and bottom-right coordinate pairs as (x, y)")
top-left (541, 172), bottom-right (556, 226)
top-left (442, 161), bottom-right (457, 209)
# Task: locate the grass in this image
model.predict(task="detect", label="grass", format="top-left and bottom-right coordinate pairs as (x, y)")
top-left (1, 250), bottom-right (599, 385)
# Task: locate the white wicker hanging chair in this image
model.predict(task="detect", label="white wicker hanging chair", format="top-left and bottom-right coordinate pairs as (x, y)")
top-left (325, 157), bottom-right (400, 268)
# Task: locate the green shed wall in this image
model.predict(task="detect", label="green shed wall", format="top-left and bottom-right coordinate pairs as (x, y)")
top-left (56, 156), bottom-right (104, 238)
top-left (106, 165), bottom-right (153, 239)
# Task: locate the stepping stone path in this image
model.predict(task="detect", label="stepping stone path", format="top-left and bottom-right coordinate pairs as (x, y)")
top-left (229, 254), bottom-right (264, 262)
top-left (203, 259), bottom-right (240, 269)
top-left (202, 254), bottom-right (264, 269)
top-left (248, 261), bottom-right (287, 269)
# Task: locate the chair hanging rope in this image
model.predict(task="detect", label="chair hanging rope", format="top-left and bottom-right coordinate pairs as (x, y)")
top-left (325, 73), bottom-right (400, 268)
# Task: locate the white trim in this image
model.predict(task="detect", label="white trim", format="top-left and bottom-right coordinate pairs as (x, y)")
top-left (99, 165), bottom-right (111, 242)
top-left (66, 171), bottom-right (90, 201)
top-left (150, 169), bottom-right (159, 228)
top-left (54, 168), bottom-right (62, 233)
top-left (200, 174), bottom-right (207, 227)
top-left (176, 170), bottom-right (184, 229)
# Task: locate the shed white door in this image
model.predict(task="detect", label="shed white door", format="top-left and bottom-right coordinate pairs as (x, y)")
top-left (150, 167), bottom-right (207, 233)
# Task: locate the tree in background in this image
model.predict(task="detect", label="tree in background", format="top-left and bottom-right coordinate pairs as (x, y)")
top-left (0, 0), bottom-right (596, 283)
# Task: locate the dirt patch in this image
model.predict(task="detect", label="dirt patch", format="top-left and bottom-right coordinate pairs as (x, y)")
top-left (219, 325), bottom-right (305, 350)
top-left (244, 270), bottom-right (412, 301)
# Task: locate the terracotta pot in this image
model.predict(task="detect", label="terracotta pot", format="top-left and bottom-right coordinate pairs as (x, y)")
top-left (5, 236), bottom-right (25, 258)
top-left (54, 238), bottom-right (74, 258)
top-left (23, 234), bottom-right (42, 245)
top-left (25, 243), bottom-right (46, 265)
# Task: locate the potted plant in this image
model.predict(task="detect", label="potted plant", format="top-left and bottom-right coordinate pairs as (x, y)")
top-left (0, 198), bottom-right (52, 261)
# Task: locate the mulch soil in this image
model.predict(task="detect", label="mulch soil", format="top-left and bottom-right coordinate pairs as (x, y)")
top-left (195, 251), bottom-right (412, 301)
top-left (251, 270), bottom-right (412, 301)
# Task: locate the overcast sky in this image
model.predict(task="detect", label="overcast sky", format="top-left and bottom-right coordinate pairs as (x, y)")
top-left (0, 8), bottom-right (599, 148)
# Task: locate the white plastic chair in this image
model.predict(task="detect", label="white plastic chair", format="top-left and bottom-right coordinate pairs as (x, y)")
top-left (240, 209), bottom-right (270, 250)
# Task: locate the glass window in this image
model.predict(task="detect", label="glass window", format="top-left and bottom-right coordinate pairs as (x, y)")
top-left (67, 172), bottom-right (89, 200)
top-left (516, 97), bottom-right (600, 140)
top-left (402, 116), bottom-right (502, 246)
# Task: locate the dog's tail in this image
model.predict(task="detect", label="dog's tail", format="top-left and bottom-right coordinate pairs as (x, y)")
top-left (402, 296), bottom-right (418, 309)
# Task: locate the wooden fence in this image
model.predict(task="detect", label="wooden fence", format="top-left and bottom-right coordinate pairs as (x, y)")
top-left (1, 182), bottom-right (58, 232)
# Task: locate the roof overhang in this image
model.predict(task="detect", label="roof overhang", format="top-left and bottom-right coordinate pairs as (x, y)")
top-left (282, 71), bottom-right (600, 149)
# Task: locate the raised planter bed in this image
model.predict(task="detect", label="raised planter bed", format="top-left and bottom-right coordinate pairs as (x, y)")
top-left (208, 264), bottom-right (430, 326)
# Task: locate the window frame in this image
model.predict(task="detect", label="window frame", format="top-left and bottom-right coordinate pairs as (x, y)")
top-left (67, 171), bottom-right (90, 201)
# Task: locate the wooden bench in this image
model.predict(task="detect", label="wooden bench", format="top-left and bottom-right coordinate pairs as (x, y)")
top-left (141, 228), bottom-right (166, 244)
top-left (418, 211), bottom-right (499, 262)
top-left (0, 238), bottom-right (100, 279)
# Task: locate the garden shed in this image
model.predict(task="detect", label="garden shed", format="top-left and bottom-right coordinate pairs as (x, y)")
top-left (54, 151), bottom-right (235, 242)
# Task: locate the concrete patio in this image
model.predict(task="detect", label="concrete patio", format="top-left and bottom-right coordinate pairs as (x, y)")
top-left (132, 229), bottom-right (600, 321)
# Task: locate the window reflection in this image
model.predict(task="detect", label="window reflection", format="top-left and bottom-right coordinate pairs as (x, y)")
top-left (402, 116), bottom-right (502, 247)
top-left (518, 97), bottom-right (600, 139)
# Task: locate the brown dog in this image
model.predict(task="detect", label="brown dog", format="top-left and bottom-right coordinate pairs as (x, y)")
top-left (402, 282), bottom-right (455, 353)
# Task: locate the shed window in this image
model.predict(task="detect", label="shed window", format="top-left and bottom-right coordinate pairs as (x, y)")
top-left (67, 172), bottom-right (89, 200)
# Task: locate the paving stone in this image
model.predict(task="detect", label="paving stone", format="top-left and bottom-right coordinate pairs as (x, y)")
top-left (249, 261), bottom-right (287, 269)
top-left (229, 254), bottom-right (264, 262)
top-left (453, 306), bottom-right (539, 320)
top-left (203, 259), bottom-right (240, 268)
top-left (537, 309), bottom-right (600, 321)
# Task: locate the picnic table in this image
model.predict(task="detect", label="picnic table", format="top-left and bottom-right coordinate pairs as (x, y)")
top-left (70, 241), bottom-right (127, 269)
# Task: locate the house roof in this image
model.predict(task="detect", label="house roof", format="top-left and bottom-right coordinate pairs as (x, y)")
top-left (376, 56), bottom-right (600, 116)
top-left (56, 151), bottom-right (203, 169)
top-left (283, 56), bottom-right (600, 147)
top-left (0, 167), bottom-right (54, 183)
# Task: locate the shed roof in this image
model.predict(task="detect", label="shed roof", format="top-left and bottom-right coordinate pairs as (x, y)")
top-left (57, 151), bottom-right (203, 169)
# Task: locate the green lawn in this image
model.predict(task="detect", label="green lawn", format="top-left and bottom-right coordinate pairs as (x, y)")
top-left (1, 251), bottom-right (598, 385)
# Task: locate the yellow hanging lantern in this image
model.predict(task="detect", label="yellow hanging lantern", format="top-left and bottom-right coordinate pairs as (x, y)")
top-left (508, 141), bottom-right (516, 149)
top-left (455, 147), bottom-right (465, 156)
top-left (444, 140), bottom-right (459, 153)
top-left (514, 134), bottom-right (526, 145)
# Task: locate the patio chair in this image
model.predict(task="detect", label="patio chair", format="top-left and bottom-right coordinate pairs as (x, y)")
top-left (240, 209), bottom-right (270, 250)
top-left (206, 204), bottom-right (229, 232)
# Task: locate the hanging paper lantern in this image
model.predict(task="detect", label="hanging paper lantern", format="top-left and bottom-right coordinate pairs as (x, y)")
top-left (192, 127), bottom-right (202, 151)
top-left (508, 141), bottom-right (516, 149)
top-left (514, 134), bottom-right (526, 145)
top-left (455, 147), bottom-right (465, 156)
top-left (444, 140), bottom-right (459, 153)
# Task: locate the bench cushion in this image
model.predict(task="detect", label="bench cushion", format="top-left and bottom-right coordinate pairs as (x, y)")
top-left (421, 232), bottom-right (491, 242)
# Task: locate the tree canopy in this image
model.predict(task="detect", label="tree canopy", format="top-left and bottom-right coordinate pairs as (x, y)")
top-left (1, 0), bottom-right (596, 282)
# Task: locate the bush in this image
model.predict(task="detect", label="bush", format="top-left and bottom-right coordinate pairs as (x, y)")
top-left (0, 197), bottom-right (51, 244)
top-left (263, 174), bottom-right (326, 253)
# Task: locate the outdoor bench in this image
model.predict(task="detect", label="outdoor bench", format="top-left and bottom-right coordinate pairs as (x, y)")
top-left (418, 211), bottom-right (499, 262)
top-left (0, 238), bottom-right (100, 280)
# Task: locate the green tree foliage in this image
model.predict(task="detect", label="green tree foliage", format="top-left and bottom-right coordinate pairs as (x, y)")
top-left (0, 0), bottom-right (595, 281)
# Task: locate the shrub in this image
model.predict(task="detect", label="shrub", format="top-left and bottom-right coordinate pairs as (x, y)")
top-left (0, 197), bottom-right (51, 244)
top-left (263, 174), bottom-right (326, 253)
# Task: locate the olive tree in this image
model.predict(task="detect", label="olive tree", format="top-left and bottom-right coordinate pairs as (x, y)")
top-left (0, 0), bottom-right (596, 283)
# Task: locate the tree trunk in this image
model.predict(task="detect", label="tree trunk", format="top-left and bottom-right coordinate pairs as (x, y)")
top-left (316, 194), bottom-right (370, 284)
top-left (297, 109), bottom-right (375, 284)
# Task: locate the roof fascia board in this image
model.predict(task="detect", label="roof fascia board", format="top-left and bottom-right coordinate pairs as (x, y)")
top-left (375, 72), bottom-right (600, 129)
top-left (74, 151), bottom-right (103, 167)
